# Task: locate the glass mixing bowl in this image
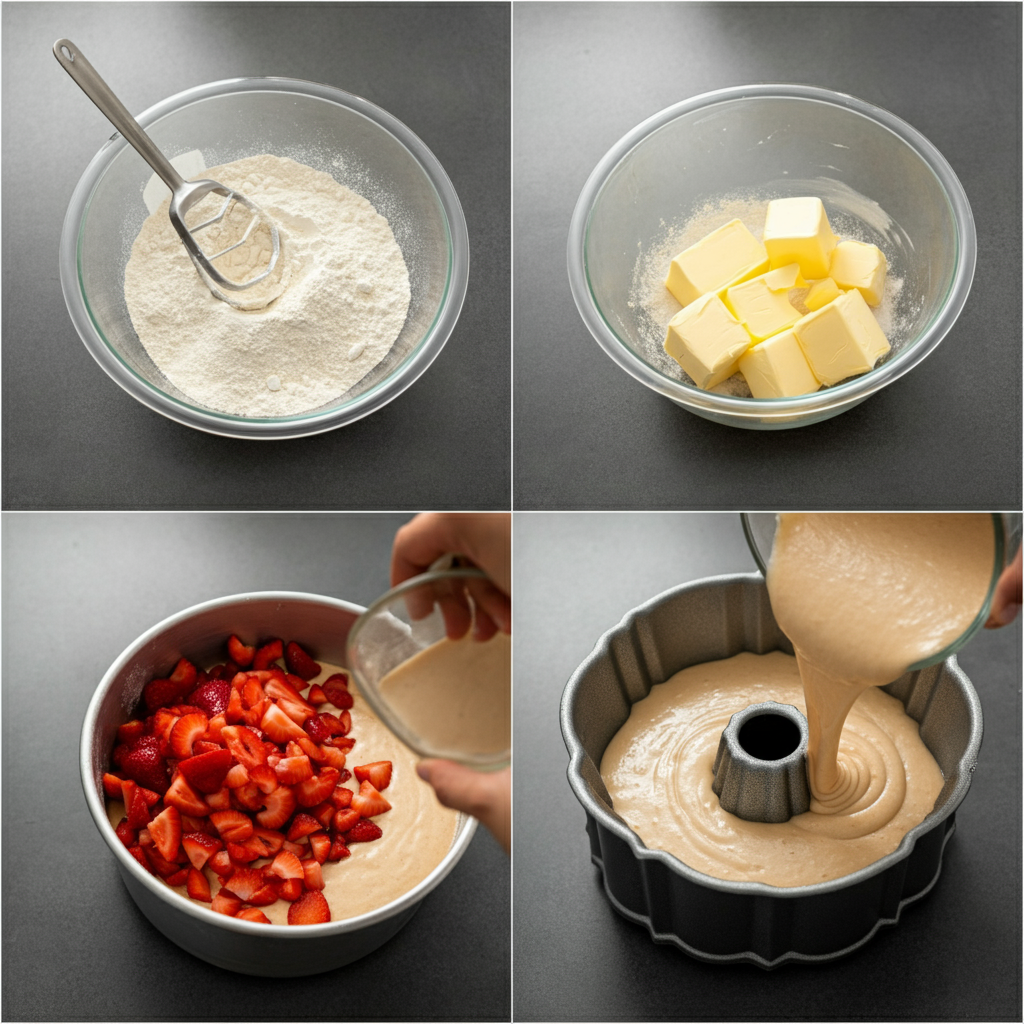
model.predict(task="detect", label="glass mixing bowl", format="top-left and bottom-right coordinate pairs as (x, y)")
top-left (741, 512), bottom-right (1022, 669)
top-left (567, 85), bottom-right (976, 430)
top-left (59, 77), bottom-right (469, 439)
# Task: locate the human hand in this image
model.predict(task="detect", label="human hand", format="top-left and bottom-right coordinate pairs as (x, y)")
top-left (391, 513), bottom-right (511, 639)
top-left (417, 760), bottom-right (511, 855)
top-left (986, 546), bottom-right (1022, 628)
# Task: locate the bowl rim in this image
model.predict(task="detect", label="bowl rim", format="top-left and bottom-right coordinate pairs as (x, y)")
top-left (80, 589), bottom-right (478, 939)
top-left (59, 76), bottom-right (470, 440)
top-left (559, 571), bottom-right (984, 899)
top-left (566, 83), bottom-right (977, 423)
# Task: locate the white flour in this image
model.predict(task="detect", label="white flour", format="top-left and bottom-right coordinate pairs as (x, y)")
top-left (124, 154), bottom-right (411, 417)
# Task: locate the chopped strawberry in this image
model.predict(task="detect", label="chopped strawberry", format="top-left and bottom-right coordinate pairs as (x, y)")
top-left (187, 678), bottom-right (231, 718)
top-left (303, 715), bottom-right (331, 745)
top-left (268, 850), bottom-right (305, 880)
top-left (143, 676), bottom-right (192, 712)
top-left (321, 675), bottom-right (354, 710)
top-left (223, 867), bottom-right (265, 901)
top-left (294, 767), bottom-right (341, 808)
top-left (351, 780), bottom-right (391, 818)
top-left (227, 635), bottom-right (256, 668)
top-left (103, 772), bottom-right (127, 799)
top-left (182, 831), bottom-right (223, 871)
top-left (128, 843), bottom-right (153, 873)
top-left (345, 819), bottom-right (383, 844)
top-left (329, 786), bottom-right (354, 810)
top-left (276, 877), bottom-right (304, 902)
top-left (118, 735), bottom-right (169, 793)
top-left (288, 889), bottom-right (330, 925)
top-left (225, 686), bottom-right (245, 724)
top-left (220, 726), bottom-right (267, 771)
top-left (169, 657), bottom-right (198, 688)
top-left (208, 849), bottom-right (233, 879)
top-left (186, 867), bottom-right (212, 902)
top-left (114, 817), bottom-right (136, 848)
top-left (253, 639), bottom-right (284, 671)
top-left (169, 713), bottom-right (209, 759)
top-left (274, 755), bottom-right (314, 785)
top-left (284, 641), bottom-right (322, 681)
top-left (249, 764), bottom-right (279, 794)
top-left (301, 858), bottom-right (325, 891)
top-left (332, 808), bottom-right (360, 833)
top-left (163, 773), bottom-right (210, 816)
top-left (177, 748), bottom-right (233, 793)
top-left (236, 907), bottom-right (271, 924)
top-left (282, 839), bottom-right (306, 857)
top-left (286, 813), bottom-right (322, 842)
top-left (317, 746), bottom-right (348, 771)
top-left (149, 806), bottom-right (182, 861)
top-left (307, 684), bottom-right (328, 705)
top-left (210, 810), bottom-right (254, 843)
top-left (245, 885), bottom-right (279, 908)
top-left (328, 835), bottom-right (351, 861)
top-left (117, 720), bottom-right (147, 744)
top-left (255, 786), bottom-right (296, 830)
top-left (252, 827), bottom-right (286, 857)
top-left (211, 890), bottom-right (243, 917)
top-left (354, 761), bottom-right (393, 792)
top-left (241, 679), bottom-right (265, 709)
top-left (308, 832), bottom-right (331, 864)
top-left (231, 783), bottom-right (264, 812)
top-left (264, 676), bottom-right (306, 704)
top-left (123, 781), bottom-right (155, 829)
top-left (260, 703), bottom-right (307, 743)
top-left (205, 786), bottom-right (232, 811)
top-left (165, 868), bottom-right (190, 887)
top-left (224, 763), bottom-right (251, 789)
top-left (309, 801), bottom-right (336, 829)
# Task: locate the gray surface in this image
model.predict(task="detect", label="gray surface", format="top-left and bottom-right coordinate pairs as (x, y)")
top-left (2, 3), bottom-right (510, 510)
top-left (513, 3), bottom-right (1022, 509)
top-left (1, 513), bottom-right (510, 1022)
top-left (513, 513), bottom-right (1021, 1021)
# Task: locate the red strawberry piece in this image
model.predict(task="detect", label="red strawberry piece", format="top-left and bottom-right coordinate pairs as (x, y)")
top-left (226, 833), bottom-right (268, 863)
top-left (169, 657), bottom-right (198, 688)
top-left (282, 839), bottom-right (306, 857)
top-left (288, 889), bottom-right (330, 925)
top-left (328, 835), bottom-right (351, 861)
top-left (225, 686), bottom-right (245, 723)
top-left (186, 867), bottom-right (212, 902)
top-left (294, 767), bottom-right (341, 808)
top-left (221, 725), bottom-right (268, 769)
top-left (210, 810), bottom-right (254, 843)
top-left (253, 639), bottom-right (284, 671)
top-left (255, 786), bottom-right (297, 830)
top-left (103, 772), bottom-right (127, 799)
top-left (307, 685), bottom-right (328, 706)
top-left (177, 748), bottom-right (234, 793)
top-left (261, 703), bottom-right (307, 743)
top-left (231, 783), bottom-right (264, 812)
top-left (152, 709), bottom-right (181, 746)
top-left (338, 768), bottom-right (352, 784)
top-left (241, 679), bottom-right (264, 709)
top-left (208, 849), bottom-right (233, 879)
top-left (187, 678), bottom-right (231, 719)
top-left (193, 740), bottom-right (221, 756)
top-left (143, 677), bottom-right (192, 712)
top-left (123, 781), bottom-right (155, 829)
top-left (211, 890), bottom-right (243, 917)
top-left (351, 780), bottom-right (391, 818)
top-left (119, 735), bottom-right (169, 793)
top-left (182, 832), bottom-right (223, 871)
top-left (246, 885), bottom-right (279, 908)
top-left (252, 828), bottom-right (285, 857)
top-left (236, 907), bottom-right (271, 923)
top-left (329, 786), bottom-right (353, 810)
top-left (301, 859), bottom-right (325, 891)
top-left (286, 813), bottom-right (322, 842)
top-left (264, 676), bottom-right (306, 704)
top-left (114, 818), bottom-right (136, 848)
top-left (227, 635), bottom-right (256, 668)
top-left (308, 833), bottom-right (331, 864)
top-left (181, 813), bottom-right (215, 834)
top-left (321, 676), bottom-right (354, 710)
top-left (332, 808), bottom-right (360, 833)
top-left (205, 786), bottom-right (232, 811)
top-left (169, 712), bottom-right (209, 759)
top-left (268, 850), bottom-right (304, 880)
top-left (117, 720), bottom-right (147, 744)
top-left (317, 746), bottom-right (348, 772)
top-left (327, 736), bottom-right (356, 753)
top-left (163, 773), bottom-right (210, 816)
top-left (128, 843), bottom-right (153, 873)
top-left (345, 819), bottom-right (383, 844)
top-left (149, 806), bottom-right (183, 862)
top-left (354, 761), bottom-right (393, 792)
top-left (165, 868), bottom-right (190, 887)
top-left (309, 801), bottom-right (336, 829)
top-left (277, 697), bottom-right (314, 727)
top-left (274, 755), bottom-right (314, 785)
top-left (224, 763), bottom-right (250, 789)
top-left (276, 877), bottom-right (304, 902)
top-left (204, 714), bottom-right (228, 744)
top-left (223, 867), bottom-right (265, 902)
top-left (249, 764), bottom-right (279, 794)
top-left (284, 641), bottom-right (322, 681)
top-left (303, 715), bottom-right (331, 745)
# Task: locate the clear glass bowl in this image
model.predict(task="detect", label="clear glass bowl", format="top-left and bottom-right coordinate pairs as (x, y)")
top-left (59, 78), bottom-right (469, 439)
top-left (741, 513), bottom-right (1022, 668)
top-left (347, 569), bottom-right (511, 771)
top-left (567, 85), bottom-right (976, 430)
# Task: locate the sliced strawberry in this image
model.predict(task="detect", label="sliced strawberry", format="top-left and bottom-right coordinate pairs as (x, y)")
top-left (332, 808), bottom-right (360, 833)
top-left (241, 679), bottom-right (265, 709)
top-left (169, 712), bottom-right (209, 759)
top-left (307, 684), bottom-right (328, 705)
top-left (277, 697), bottom-right (315, 727)
top-left (227, 834), bottom-right (268, 863)
top-left (208, 849), bottom-right (233, 879)
top-left (231, 783), bottom-right (264, 812)
top-left (227, 634), bottom-right (256, 668)
top-left (249, 764), bottom-right (278, 794)
top-left (284, 641), bottom-right (322, 681)
top-left (119, 735), bottom-right (169, 793)
top-left (345, 819), bottom-right (383, 844)
top-left (317, 746), bottom-right (348, 771)
top-left (252, 827), bottom-right (286, 857)
top-left (114, 817), bottom-right (136, 848)
top-left (303, 715), bottom-right (331, 745)
top-left (294, 767), bottom-right (341, 808)
top-left (328, 834), bottom-right (351, 861)
top-left (253, 639), bottom-right (284, 671)
top-left (186, 867), bottom-right (212, 902)
top-left (309, 801), bottom-right (336, 829)
top-left (286, 813), bottom-right (322, 842)
top-left (143, 677), bottom-right (192, 712)
top-left (123, 781), bottom-right (155, 829)
top-left (274, 755), bottom-right (314, 785)
top-left (211, 890), bottom-right (243, 917)
top-left (246, 885), bottom-right (279, 908)
top-left (322, 676), bottom-right (354, 710)
top-left (103, 772), bottom-right (127, 799)
top-left (182, 831), bottom-right (223, 871)
top-left (225, 686), bottom-right (245, 724)
top-left (236, 907), bottom-right (271, 924)
top-left (354, 761), bottom-right (393, 792)
top-left (329, 786), bottom-right (354, 810)
top-left (326, 736), bottom-right (356, 753)
top-left (205, 786), bottom-right (232, 811)
top-left (221, 725), bottom-right (268, 770)
top-left (117, 720), bottom-right (147, 744)
top-left (268, 850), bottom-right (304, 880)
top-left (351, 780), bottom-right (391, 818)
top-left (276, 877), bottom-right (304, 902)
top-left (288, 889), bottom-right (330, 925)
top-left (188, 678), bottom-right (231, 718)
top-left (223, 867), bottom-right (265, 901)
top-left (164, 773), bottom-right (210, 816)
top-left (149, 806), bottom-right (182, 861)
top-left (210, 810), bottom-right (254, 843)
top-left (308, 832), bottom-right (331, 864)
top-left (169, 657), bottom-right (198, 688)
top-left (264, 676), bottom-right (306, 703)
top-left (282, 839), bottom-right (306, 857)
top-left (301, 859), bottom-right (325, 891)
top-left (224, 763), bottom-right (251, 789)
top-left (177, 748), bottom-right (233, 793)
top-left (165, 867), bottom-right (190, 887)
top-left (128, 843), bottom-right (153, 873)
top-left (261, 703), bottom-right (307, 743)
top-left (255, 786), bottom-right (297, 830)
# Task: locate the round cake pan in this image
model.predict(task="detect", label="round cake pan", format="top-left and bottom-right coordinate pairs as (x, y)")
top-left (560, 573), bottom-right (982, 968)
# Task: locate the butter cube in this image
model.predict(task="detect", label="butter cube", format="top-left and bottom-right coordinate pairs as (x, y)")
top-left (805, 277), bottom-right (842, 311)
top-left (793, 289), bottom-right (890, 386)
top-left (739, 328), bottom-right (820, 399)
top-left (763, 197), bottom-right (836, 279)
top-left (664, 292), bottom-right (753, 390)
top-left (829, 240), bottom-right (887, 306)
top-left (723, 264), bottom-right (802, 343)
top-left (665, 219), bottom-right (769, 307)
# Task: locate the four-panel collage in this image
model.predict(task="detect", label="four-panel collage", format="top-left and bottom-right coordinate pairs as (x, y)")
top-left (2, 3), bottom-right (1021, 1023)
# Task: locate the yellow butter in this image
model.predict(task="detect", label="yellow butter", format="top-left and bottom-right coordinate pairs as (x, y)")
top-left (829, 240), bottom-right (887, 306)
top-left (793, 289), bottom-right (891, 386)
top-left (738, 328), bottom-right (820, 398)
top-left (723, 265), bottom-right (802, 343)
top-left (665, 219), bottom-right (769, 307)
top-left (805, 277), bottom-right (842, 311)
top-left (664, 292), bottom-right (753, 390)
top-left (763, 197), bottom-right (837, 279)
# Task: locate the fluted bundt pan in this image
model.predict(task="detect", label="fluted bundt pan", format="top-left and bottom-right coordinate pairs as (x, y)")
top-left (560, 573), bottom-right (983, 968)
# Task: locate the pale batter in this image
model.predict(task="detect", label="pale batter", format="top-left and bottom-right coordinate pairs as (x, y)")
top-left (378, 632), bottom-right (511, 758)
top-left (108, 660), bottom-right (459, 922)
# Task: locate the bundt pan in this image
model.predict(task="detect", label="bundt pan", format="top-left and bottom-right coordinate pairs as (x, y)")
top-left (560, 573), bottom-right (983, 969)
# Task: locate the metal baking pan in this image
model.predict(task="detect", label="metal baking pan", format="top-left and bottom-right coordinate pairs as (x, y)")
top-left (560, 573), bottom-right (983, 968)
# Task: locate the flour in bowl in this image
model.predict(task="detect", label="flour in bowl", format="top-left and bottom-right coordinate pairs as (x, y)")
top-left (124, 154), bottom-right (411, 418)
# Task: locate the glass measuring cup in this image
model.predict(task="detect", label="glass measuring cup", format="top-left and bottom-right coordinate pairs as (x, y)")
top-left (346, 568), bottom-right (511, 771)
top-left (741, 513), bottom-right (1022, 670)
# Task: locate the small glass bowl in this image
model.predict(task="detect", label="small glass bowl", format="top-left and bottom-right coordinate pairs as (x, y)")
top-left (741, 512), bottom-right (1022, 669)
top-left (567, 84), bottom-right (976, 429)
top-left (59, 77), bottom-right (469, 439)
top-left (346, 569), bottom-right (511, 771)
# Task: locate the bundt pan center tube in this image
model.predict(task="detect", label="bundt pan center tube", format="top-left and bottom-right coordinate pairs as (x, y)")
top-left (560, 573), bottom-right (982, 969)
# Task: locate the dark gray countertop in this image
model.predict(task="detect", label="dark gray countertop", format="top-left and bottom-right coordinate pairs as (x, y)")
top-left (2, 3), bottom-right (510, 510)
top-left (512, 513), bottom-right (1021, 1021)
top-left (513, 3), bottom-right (1022, 510)
top-left (1, 513), bottom-right (510, 1022)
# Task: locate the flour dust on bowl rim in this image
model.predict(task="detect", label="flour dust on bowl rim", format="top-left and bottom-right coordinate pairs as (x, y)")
top-left (560, 573), bottom-right (983, 967)
top-left (81, 591), bottom-right (477, 975)
top-left (59, 77), bottom-right (469, 439)
top-left (567, 84), bottom-right (976, 430)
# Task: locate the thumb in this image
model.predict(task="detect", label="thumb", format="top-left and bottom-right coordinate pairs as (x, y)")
top-left (418, 760), bottom-right (511, 855)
